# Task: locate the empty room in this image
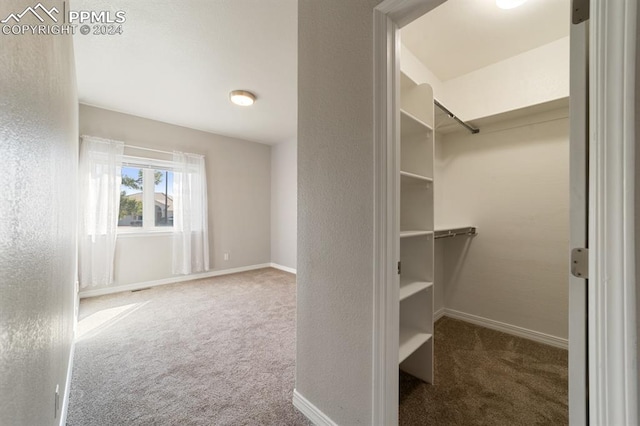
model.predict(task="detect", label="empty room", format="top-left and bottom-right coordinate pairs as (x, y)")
top-left (69, 1), bottom-right (301, 424)
top-left (2, 0), bottom-right (303, 424)
top-left (2, 0), bottom-right (639, 425)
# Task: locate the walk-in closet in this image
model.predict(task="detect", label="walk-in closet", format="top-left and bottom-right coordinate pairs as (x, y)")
top-left (395, 0), bottom-right (571, 423)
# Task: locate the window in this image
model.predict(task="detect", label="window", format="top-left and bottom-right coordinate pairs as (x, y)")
top-left (118, 156), bottom-right (174, 232)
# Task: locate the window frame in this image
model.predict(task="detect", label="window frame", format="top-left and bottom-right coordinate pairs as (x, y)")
top-left (118, 155), bottom-right (176, 235)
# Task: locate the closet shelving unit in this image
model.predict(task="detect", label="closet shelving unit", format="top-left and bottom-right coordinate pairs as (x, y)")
top-left (398, 75), bottom-right (435, 382)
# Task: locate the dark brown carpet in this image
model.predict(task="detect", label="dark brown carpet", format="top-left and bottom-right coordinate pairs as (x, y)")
top-left (399, 317), bottom-right (568, 426)
top-left (67, 268), bottom-right (310, 426)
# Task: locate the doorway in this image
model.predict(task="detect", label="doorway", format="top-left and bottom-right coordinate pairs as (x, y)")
top-left (373, 0), bottom-right (638, 425)
top-left (400, 4), bottom-right (572, 417)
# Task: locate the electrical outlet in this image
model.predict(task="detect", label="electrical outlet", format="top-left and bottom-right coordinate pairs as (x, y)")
top-left (223, 252), bottom-right (230, 261)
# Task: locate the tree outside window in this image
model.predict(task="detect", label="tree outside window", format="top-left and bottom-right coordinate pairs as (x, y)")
top-left (118, 163), bottom-right (173, 229)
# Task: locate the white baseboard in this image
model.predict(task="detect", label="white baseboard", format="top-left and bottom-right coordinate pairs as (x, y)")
top-left (59, 339), bottom-right (75, 426)
top-left (270, 263), bottom-right (297, 274)
top-left (442, 308), bottom-right (568, 350)
top-left (292, 389), bottom-right (337, 426)
top-left (79, 263), bottom-right (272, 298)
top-left (434, 307), bottom-right (445, 321)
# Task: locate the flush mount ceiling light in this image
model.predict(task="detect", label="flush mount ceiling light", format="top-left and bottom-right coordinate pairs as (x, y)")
top-left (229, 90), bottom-right (256, 106)
top-left (496, 0), bottom-right (527, 9)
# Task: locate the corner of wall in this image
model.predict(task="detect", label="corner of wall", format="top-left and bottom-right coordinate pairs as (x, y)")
top-left (400, 43), bottom-right (445, 101)
top-left (270, 139), bottom-right (297, 270)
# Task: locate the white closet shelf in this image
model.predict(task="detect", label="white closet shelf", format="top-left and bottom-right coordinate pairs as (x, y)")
top-left (400, 171), bottom-right (433, 183)
top-left (399, 326), bottom-right (432, 364)
top-left (400, 230), bottom-right (433, 238)
top-left (401, 109), bottom-right (433, 137)
top-left (398, 80), bottom-right (434, 383)
top-left (400, 279), bottom-right (433, 301)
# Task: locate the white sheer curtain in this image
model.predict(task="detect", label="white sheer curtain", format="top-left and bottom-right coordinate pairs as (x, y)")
top-left (78, 136), bottom-right (124, 287)
top-left (172, 152), bottom-right (209, 275)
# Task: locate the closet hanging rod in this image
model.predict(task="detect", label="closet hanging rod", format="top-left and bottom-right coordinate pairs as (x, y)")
top-left (434, 227), bottom-right (477, 240)
top-left (434, 99), bottom-right (480, 135)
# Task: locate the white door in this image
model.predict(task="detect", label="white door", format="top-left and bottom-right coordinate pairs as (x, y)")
top-left (570, 1), bottom-right (639, 424)
top-left (568, 9), bottom-right (588, 425)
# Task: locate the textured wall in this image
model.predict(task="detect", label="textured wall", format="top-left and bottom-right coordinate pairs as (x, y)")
top-left (297, 0), bottom-right (380, 424)
top-left (271, 139), bottom-right (297, 270)
top-left (79, 105), bottom-right (271, 289)
top-left (436, 111), bottom-right (570, 340)
top-left (0, 0), bottom-right (78, 423)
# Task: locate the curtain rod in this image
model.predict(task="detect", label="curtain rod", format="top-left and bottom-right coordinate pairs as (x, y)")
top-left (126, 144), bottom-right (205, 159)
top-left (82, 136), bottom-right (202, 158)
top-left (434, 99), bottom-right (480, 134)
top-left (125, 144), bottom-right (173, 155)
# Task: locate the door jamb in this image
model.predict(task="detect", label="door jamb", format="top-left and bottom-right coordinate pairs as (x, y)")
top-left (588, 0), bottom-right (638, 424)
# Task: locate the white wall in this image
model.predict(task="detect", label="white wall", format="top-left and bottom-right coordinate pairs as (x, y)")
top-left (433, 134), bottom-right (446, 317)
top-left (79, 105), bottom-right (271, 291)
top-left (271, 139), bottom-right (297, 270)
top-left (401, 44), bottom-right (445, 101)
top-left (297, 0), bottom-right (380, 423)
top-left (0, 1), bottom-right (77, 423)
top-left (402, 37), bottom-right (570, 122)
top-left (435, 108), bottom-right (570, 340)
top-left (445, 37), bottom-right (570, 121)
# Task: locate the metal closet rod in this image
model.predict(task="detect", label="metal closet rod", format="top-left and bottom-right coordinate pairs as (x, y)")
top-left (434, 99), bottom-right (480, 134)
top-left (434, 227), bottom-right (477, 240)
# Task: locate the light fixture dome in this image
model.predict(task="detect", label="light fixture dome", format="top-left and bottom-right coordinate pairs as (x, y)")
top-left (496, 0), bottom-right (527, 9)
top-left (229, 90), bottom-right (256, 106)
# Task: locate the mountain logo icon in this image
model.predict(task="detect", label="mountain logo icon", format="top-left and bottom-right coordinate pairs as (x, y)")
top-left (1, 3), bottom-right (59, 24)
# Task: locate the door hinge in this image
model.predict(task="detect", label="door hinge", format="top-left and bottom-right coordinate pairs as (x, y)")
top-left (572, 0), bottom-right (589, 24)
top-left (571, 248), bottom-right (589, 279)
top-left (397, 261), bottom-right (401, 275)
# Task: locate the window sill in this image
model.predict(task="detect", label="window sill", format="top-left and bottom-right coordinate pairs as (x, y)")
top-left (117, 230), bottom-right (173, 238)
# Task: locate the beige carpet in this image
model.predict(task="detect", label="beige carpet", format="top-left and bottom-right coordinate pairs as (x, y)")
top-left (68, 268), bottom-right (568, 425)
top-left (67, 268), bottom-right (310, 426)
top-left (399, 317), bottom-right (568, 425)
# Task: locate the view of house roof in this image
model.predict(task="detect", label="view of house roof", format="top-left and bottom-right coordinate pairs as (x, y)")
top-left (124, 192), bottom-right (173, 209)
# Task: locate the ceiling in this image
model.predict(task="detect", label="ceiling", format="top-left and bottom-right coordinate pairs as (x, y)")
top-left (74, 1), bottom-right (568, 144)
top-left (401, 0), bottom-right (570, 81)
top-left (73, 0), bottom-right (297, 145)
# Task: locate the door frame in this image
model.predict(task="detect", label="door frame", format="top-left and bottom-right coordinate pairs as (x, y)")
top-left (588, 0), bottom-right (638, 424)
top-left (372, 1), bottom-right (445, 424)
top-left (371, 0), bottom-right (638, 424)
